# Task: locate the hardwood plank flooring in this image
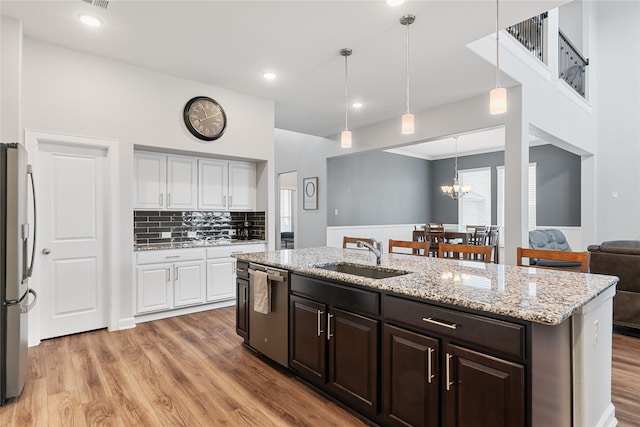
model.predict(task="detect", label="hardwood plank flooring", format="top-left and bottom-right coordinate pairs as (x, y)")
top-left (1, 307), bottom-right (639, 426)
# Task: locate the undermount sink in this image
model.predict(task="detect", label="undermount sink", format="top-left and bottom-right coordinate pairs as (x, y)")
top-left (316, 263), bottom-right (409, 279)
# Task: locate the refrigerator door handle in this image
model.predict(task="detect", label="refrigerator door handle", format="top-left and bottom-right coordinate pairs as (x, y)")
top-left (19, 289), bottom-right (38, 313)
top-left (25, 164), bottom-right (37, 280)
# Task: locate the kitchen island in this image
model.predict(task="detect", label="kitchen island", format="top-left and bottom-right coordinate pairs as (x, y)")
top-left (234, 247), bottom-right (619, 427)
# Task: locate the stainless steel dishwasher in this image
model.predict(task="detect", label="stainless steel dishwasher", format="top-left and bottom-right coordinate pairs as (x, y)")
top-left (248, 263), bottom-right (289, 367)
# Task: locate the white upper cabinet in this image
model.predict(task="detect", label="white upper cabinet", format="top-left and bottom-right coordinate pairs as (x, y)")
top-left (167, 155), bottom-right (197, 209)
top-left (228, 161), bottom-right (256, 211)
top-left (134, 152), bottom-right (166, 209)
top-left (198, 159), bottom-right (228, 210)
top-left (198, 159), bottom-right (256, 211)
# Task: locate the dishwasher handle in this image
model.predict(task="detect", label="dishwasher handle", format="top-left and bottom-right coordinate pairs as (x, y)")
top-left (248, 268), bottom-right (285, 282)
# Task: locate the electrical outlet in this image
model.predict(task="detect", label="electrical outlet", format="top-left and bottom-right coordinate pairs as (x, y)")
top-left (230, 229), bottom-right (236, 236)
top-left (161, 232), bottom-right (171, 238)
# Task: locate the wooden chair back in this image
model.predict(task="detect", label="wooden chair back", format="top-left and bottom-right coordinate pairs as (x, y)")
top-left (343, 236), bottom-right (375, 249)
top-left (438, 243), bottom-right (492, 263)
top-left (389, 239), bottom-right (430, 256)
top-left (516, 247), bottom-right (589, 273)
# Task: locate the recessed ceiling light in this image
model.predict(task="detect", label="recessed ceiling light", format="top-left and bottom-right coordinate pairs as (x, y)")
top-left (262, 72), bottom-right (277, 81)
top-left (386, 0), bottom-right (405, 6)
top-left (78, 13), bottom-right (102, 27)
top-left (352, 102), bottom-right (363, 109)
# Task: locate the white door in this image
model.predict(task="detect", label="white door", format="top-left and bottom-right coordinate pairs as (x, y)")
top-left (134, 151), bottom-right (166, 209)
top-left (167, 155), bottom-right (197, 209)
top-left (173, 261), bottom-right (205, 307)
top-left (228, 161), bottom-right (256, 210)
top-left (206, 258), bottom-right (236, 302)
top-left (198, 158), bottom-right (227, 210)
top-left (38, 143), bottom-right (108, 339)
top-left (136, 264), bottom-right (172, 314)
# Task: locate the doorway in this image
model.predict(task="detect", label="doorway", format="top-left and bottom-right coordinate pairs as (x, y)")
top-left (277, 172), bottom-right (297, 249)
top-left (25, 130), bottom-right (120, 344)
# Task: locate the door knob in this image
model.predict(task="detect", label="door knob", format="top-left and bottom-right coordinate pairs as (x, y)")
top-left (42, 248), bottom-right (51, 255)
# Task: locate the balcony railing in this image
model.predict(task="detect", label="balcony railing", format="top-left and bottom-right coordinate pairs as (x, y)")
top-left (558, 29), bottom-right (588, 97)
top-left (506, 12), bottom-right (548, 62)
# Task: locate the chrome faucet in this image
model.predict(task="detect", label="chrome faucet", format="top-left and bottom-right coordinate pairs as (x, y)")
top-left (357, 239), bottom-right (383, 265)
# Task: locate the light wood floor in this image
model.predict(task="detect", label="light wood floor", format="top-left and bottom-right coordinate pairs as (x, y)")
top-left (2, 307), bottom-right (639, 426)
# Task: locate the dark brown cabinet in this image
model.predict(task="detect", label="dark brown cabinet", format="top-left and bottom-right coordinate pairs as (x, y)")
top-left (383, 324), bottom-right (439, 427)
top-left (290, 283), bottom-right (379, 418)
top-left (443, 344), bottom-right (525, 427)
top-left (383, 295), bottom-right (526, 427)
top-left (235, 262), bottom-right (249, 339)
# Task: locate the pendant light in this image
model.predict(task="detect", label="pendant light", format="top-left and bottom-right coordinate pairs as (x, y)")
top-left (340, 48), bottom-right (353, 148)
top-left (489, 0), bottom-right (507, 115)
top-left (441, 137), bottom-right (471, 199)
top-left (400, 14), bottom-right (415, 134)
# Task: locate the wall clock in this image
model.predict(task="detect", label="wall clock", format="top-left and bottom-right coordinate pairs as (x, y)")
top-left (183, 96), bottom-right (227, 141)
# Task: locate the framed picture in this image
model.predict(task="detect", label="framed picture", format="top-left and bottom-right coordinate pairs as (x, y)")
top-left (303, 177), bottom-right (318, 210)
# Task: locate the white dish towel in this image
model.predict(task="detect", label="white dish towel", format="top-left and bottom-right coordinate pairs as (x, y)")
top-left (253, 270), bottom-right (270, 314)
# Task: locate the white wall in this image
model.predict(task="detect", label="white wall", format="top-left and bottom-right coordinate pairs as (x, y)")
top-left (594, 1), bottom-right (640, 241)
top-left (20, 38), bottom-right (276, 333)
top-left (1, 16), bottom-right (22, 142)
top-left (275, 128), bottom-right (341, 248)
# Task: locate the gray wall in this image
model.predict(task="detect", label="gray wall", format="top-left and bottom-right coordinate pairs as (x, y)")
top-left (327, 144), bottom-right (581, 227)
top-left (327, 151), bottom-right (431, 226)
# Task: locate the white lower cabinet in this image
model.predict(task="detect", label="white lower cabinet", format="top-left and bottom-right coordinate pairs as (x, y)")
top-left (206, 258), bottom-right (236, 302)
top-left (135, 244), bottom-right (266, 317)
top-left (137, 263), bottom-right (173, 313)
top-left (173, 261), bottom-right (206, 307)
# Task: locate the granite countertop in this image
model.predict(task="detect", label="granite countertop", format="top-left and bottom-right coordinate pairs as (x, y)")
top-left (233, 247), bottom-right (619, 326)
top-left (134, 239), bottom-right (267, 251)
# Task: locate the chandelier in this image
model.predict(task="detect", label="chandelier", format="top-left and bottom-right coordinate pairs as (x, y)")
top-left (441, 136), bottom-right (470, 199)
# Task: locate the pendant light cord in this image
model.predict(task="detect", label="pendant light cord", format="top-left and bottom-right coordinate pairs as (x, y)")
top-left (454, 136), bottom-right (459, 178)
top-left (405, 19), bottom-right (411, 114)
top-left (344, 53), bottom-right (349, 131)
top-left (495, 0), bottom-right (500, 89)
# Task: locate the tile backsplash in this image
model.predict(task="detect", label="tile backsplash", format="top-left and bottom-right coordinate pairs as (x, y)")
top-left (134, 210), bottom-right (266, 245)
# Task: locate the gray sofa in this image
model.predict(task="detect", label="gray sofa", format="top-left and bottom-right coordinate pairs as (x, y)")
top-left (588, 240), bottom-right (640, 331)
top-left (528, 229), bottom-right (583, 269)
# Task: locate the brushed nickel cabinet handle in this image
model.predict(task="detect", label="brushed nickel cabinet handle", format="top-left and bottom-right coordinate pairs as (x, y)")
top-left (446, 353), bottom-right (454, 391)
top-left (160, 193), bottom-right (163, 206)
top-left (168, 193), bottom-right (171, 206)
top-left (166, 268), bottom-right (170, 282)
top-left (427, 347), bottom-right (435, 384)
top-left (229, 195), bottom-right (233, 207)
top-left (327, 313), bottom-right (334, 341)
top-left (317, 310), bottom-right (324, 337)
top-left (423, 317), bottom-right (458, 330)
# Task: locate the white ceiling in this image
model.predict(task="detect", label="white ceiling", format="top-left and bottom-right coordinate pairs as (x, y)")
top-left (1, 0), bottom-right (566, 139)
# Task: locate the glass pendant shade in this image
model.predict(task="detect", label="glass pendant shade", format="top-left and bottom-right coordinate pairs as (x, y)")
top-left (341, 130), bottom-right (352, 148)
top-left (401, 113), bottom-right (414, 134)
top-left (490, 87), bottom-right (507, 115)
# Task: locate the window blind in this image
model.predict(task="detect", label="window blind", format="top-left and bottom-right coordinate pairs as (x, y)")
top-left (458, 167), bottom-right (492, 227)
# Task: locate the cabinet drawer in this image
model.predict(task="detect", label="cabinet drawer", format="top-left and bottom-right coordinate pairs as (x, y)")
top-left (291, 274), bottom-right (380, 317)
top-left (137, 248), bottom-right (204, 265)
top-left (385, 295), bottom-right (525, 360)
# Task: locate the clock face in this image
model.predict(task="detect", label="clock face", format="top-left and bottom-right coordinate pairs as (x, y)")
top-left (183, 96), bottom-right (227, 141)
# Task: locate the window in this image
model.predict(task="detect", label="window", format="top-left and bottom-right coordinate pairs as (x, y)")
top-left (458, 167), bottom-right (492, 227)
top-left (279, 189), bottom-right (295, 233)
top-left (497, 163), bottom-right (537, 231)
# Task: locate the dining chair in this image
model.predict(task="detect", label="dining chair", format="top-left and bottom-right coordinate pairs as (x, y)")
top-left (486, 226), bottom-right (500, 264)
top-left (424, 225), bottom-right (446, 257)
top-left (466, 225), bottom-right (488, 246)
top-left (438, 243), bottom-right (492, 263)
top-left (389, 239), bottom-right (430, 256)
top-left (343, 236), bottom-right (375, 249)
top-left (516, 247), bottom-right (589, 273)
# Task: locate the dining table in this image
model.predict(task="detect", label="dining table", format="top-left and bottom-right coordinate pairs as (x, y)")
top-left (412, 229), bottom-right (473, 245)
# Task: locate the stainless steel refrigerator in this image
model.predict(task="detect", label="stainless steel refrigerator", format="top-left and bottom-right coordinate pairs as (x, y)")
top-left (0, 143), bottom-right (37, 405)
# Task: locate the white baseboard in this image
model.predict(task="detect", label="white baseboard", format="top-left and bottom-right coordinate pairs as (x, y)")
top-left (134, 299), bottom-right (236, 324)
top-left (114, 317), bottom-right (136, 331)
